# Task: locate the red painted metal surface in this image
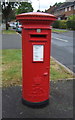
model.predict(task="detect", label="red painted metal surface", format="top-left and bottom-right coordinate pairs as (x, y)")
top-left (16, 12), bottom-right (56, 103)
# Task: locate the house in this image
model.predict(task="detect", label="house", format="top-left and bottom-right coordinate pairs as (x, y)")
top-left (45, 5), bottom-right (56, 15)
top-left (46, 1), bottom-right (75, 20)
top-left (54, 2), bottom-right (75, 20)
top-left (45, 4), bottom-right (62, 15)
top-left (66, 0), bottom-right (75, 2)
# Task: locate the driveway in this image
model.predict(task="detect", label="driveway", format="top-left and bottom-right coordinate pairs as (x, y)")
top-left (2, 80), bottom-right (73, 118)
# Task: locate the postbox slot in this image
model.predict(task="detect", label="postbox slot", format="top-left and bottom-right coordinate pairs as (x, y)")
top-left (30, 34), bottom-right (46, 38)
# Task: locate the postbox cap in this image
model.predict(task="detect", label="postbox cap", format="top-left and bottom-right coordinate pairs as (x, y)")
top-left (16, 12), bottom-right (56, 21)
top-left (17, 12), bottom-right (55, 17)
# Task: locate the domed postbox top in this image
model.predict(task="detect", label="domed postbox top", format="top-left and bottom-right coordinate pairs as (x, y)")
top-left (16, 12), bottom-right (56, 21)
top-left (16, 12), bottom-right (56, 29)
top-left (17, 12), bottom-right (55, 17)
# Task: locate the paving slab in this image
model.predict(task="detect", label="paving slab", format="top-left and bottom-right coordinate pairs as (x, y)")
top-left (2, 80), bottom-right (73, 118)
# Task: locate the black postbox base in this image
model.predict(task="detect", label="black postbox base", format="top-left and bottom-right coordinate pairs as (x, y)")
top-left (22, 98), bottom-right (49, 108)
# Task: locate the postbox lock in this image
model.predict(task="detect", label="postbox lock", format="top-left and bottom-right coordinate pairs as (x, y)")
top-left (36, 29), bottom-right (41, 33)
top-left (43, 72), bottom-right (48, 76)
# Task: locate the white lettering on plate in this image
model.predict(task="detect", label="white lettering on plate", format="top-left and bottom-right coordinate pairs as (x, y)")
top-left (33, 45), bottom-right (44, 61)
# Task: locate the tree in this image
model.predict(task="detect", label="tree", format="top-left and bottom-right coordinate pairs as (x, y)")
top-left (16, 2), bottom-right (34, 15)
top-left (2, 2), bottom-right (16, 30)
top-left (54, 2), bottom-right (63, 7)
top-left (37, 10), bottom-right (41, 12)
top-left (67, 15), bottom-right (75, 30)
top-left (68, 15), bottom-right (75, 21)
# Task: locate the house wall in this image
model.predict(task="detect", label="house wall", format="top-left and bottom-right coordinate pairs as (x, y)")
top-left (46, 1), bottom-right (75, 20)
top-left (66, 0), bottom-right (75, 2)
top-left (54, 5), bottom-right (75, 20)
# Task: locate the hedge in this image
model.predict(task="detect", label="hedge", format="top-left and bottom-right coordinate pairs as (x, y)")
top-left (52, 20), bottom-right (75, 30)
top-left (52, 20), bottom-right (60, 28)
top-left (67, 20), bottom-right (75, 30)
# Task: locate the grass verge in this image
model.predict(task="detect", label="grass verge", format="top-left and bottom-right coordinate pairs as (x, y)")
top-left (50, 58), bottom-right (73, 80)
top-left (2, 30), bottom-right (17, 34)
top-left (1, 49), bottom-right (74, 87)
top-left (0, 50), bottom-right (2, 87)
top-left (52, 28), bottom-right (68, 33)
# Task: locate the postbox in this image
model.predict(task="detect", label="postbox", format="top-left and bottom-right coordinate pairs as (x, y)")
top-left (16, 12), bottom-right (56, 107)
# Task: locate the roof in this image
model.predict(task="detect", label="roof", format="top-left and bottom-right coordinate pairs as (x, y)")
top-left (57, 2), bottom-right (75, 10)
top-left (46, 4), bottom-right (63, 14)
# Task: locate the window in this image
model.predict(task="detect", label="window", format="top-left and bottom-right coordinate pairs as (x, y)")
top-left (67, 7), bottom-right (69, 11)
top-left (58, 17), bottom-right (61, 20)
top-left (69, 6), bottom-right (71, 11)
top-left (65, 8), bottom-right (67, 12)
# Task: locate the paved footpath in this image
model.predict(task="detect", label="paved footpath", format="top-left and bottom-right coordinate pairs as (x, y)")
top-left (2, 80), bottom-right (73, 118)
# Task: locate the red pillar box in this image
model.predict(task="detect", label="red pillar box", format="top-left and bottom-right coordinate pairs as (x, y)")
top-left (16, 12), bottom-right (56, 107)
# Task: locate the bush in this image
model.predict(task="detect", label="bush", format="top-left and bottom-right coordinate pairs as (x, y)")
top-left (59, 20), bottom-right (67, 29)
top-left (52, 20), bottom-right (60, 28)
top-left (67, 15), bottom-right (75, 30)
top-left (68, 15), bottom-right (75, 21)
top-left (52, 19), bottom-right (75, 30)
top-left (53, 20), bottom-right (67, 29)
top-left (67, 20), bottom-right (75, 30)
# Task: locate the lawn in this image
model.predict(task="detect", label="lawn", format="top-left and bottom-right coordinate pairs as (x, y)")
top-left (1, 49), bottom-right (74, 87)
top-left (2, 49), bottom-right (22, 87)
top-left (52, 28), bottom-right (68, 33)
top-left (2, 30), bottom-right (17, 34)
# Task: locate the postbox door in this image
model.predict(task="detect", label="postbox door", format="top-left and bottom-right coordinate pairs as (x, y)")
top-left (31, 42), bottom-right (50, 100)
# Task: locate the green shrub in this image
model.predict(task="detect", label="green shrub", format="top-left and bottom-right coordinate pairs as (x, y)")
top-left (52, 20), bottom-right (67, 29)
top-left (59, 20), bottom-right (67, 29)
top-left (67, 20), bottom-right (75, 30)
top-left (68, 15), bottom-right (75, 21)
top-left (52, 18), bottom-right (75, 30)
top-left (52, 20), bottom-right (60, 28)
